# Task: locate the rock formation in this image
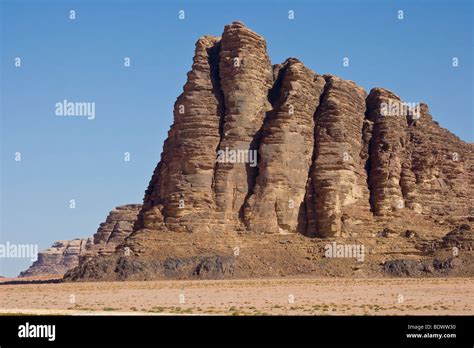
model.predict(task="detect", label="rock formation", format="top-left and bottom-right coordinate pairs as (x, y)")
top-left (243, 58), bottom-right (325, 235)
top-left (306, 76), bottom-right (370, 237)
top-left (20, 204), bottom-right (141, 277)
top-left (19, 239), bottom-right (91, 277)
top-left (439, 224), bottom-right (473, 251)
top-left (213, 22), bottom-right (273, 225)
top-left (64, 22), bottom-right (473, 281)
top-left (91, 204), bottom-right (142, 252)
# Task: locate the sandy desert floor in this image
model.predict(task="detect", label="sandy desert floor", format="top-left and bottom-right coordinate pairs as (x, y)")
top-left (0, 277), bottom-right (472, 315)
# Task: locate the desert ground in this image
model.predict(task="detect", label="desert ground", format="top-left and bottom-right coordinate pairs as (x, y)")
top-left (0, 277), bottom-right (472, 315)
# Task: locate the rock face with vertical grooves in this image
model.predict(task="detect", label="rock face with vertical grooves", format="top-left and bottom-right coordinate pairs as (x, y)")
top-left (306, 76), bottom-right (370, 237)
top-left (137, 36), bottom-right (223, 233)
top-left (212, 21), bottom-right (274, 225)
top-left (64, 22), bottom-right (473, 281)
top-left (243, 58), bottom-right (326, 234)
top-left (404, 104), bottom-right (473, 218)
top-left (366, 88), bottom-right (410, 215)
top-left (365, 89), bottom-right (473, 218)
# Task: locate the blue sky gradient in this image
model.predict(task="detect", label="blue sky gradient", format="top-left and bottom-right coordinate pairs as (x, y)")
top-left (1, 0), bottom-right (473, 276)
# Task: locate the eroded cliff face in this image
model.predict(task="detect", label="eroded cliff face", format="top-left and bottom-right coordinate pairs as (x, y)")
top-left (366, 88), bottom-right (409, 216)
top-left (89, 204), bottom-right (142, 254)
top-left (243, 58), bottom-right (325, 235)
top-left (64, 22), bottom-right (473, 281)
top-left (20, 204), bottom-right (141, 277)
top-left (138, 36), bottom-right (223, 234)
top-left (365, 89), bottom-right (473, 219)
top-left (306, 76), bottom-right (370, 237)
top-left (134, 22), bottom-right (472, 239)
top-left (19, 239), bottom-right (91, 277)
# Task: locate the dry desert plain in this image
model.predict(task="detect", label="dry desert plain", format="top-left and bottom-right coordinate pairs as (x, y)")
top-left (0, 277), bottom-right (473, 315)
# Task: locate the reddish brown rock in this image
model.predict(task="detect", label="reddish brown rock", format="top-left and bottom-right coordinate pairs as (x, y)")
top-left (306, 75), bottom-right (370, 237)
top-left (63, 22), bottom-right (473, 281)
top-left (404, 104), bottom-right (473, 218)
top-left (138, 23), bottom-right (455, 242)
top-left (366, 88), bottom-right (409, 215)
top-left (243, 58), bottom-right (326, 234)
top-left (137, 36), bottom-right (223, 233)
top-left (91, 204), bottom-right (142, 252)
top-left (212, 21), bottom-right (274, 224)
top-left (365, 88), bottom-right (473, 219)
top-left (439, 224), bottom-right (473, 251)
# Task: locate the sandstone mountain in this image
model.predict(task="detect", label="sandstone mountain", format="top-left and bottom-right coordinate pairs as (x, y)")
top-left (89, 204), bottom-right (142, 256)
top-left (65, 22), bottom-right (473, 281)
top-left (19, 238), bottom-right (91, 277)
top-left (20, 204), bottom-right (141, 277)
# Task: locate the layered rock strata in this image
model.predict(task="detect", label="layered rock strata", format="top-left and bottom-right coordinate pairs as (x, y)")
top-left (64, 22), bottom-right (473, 281)
top-left (129, 21), bottom-right (473, 240)
top-left (92, 204), bottom-right (142, 250)
top-left (19, 239), bottom-right (91, 277)
top-left (20, 204), bottom-right (141, 277)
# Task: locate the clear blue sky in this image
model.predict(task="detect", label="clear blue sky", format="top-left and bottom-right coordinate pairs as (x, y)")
top-left (1, 0), bottom-right (472, 277)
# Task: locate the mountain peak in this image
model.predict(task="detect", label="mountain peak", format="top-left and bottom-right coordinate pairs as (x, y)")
top-left (64, 23), bottom-right (473, 281)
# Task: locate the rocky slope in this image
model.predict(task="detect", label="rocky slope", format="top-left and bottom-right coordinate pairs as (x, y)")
top-left (20, 204), bottom-right (141, 277)
top-left (89, 204), bottom-right (142, 254)
top-left (65, 22), bottom-right (473, 281)
top-left (19, 239), bottom-right (91, 277)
